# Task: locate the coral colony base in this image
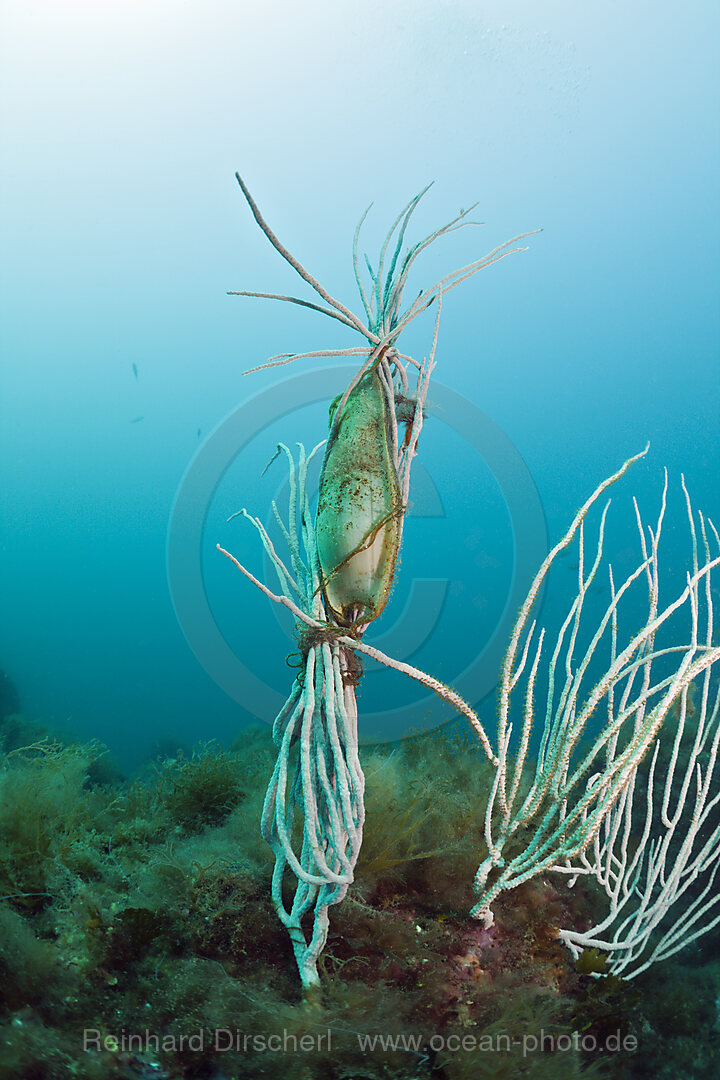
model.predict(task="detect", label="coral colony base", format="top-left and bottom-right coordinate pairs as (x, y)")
top-left (220, 179), bottom-right (720, 991)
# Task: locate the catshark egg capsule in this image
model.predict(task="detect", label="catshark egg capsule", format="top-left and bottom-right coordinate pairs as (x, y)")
top-left (316, 368), bottom-right (402, 627)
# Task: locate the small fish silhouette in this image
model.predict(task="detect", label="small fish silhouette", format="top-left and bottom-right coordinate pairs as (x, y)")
top-left (197, 428), bottom-right (202, 440)
top-left (132, 363), bottom-right (139, 381)
top-left (131, 416), bottom-right (144, 424)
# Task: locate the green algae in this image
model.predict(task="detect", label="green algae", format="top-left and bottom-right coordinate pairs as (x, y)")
top-left (0, 715), bottom-right (718, 1079)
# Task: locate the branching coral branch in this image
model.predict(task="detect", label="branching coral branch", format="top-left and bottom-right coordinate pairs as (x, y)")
top-left (224, 179), bottom-right (529, 988)
top-left (472, 454), bottom-right (720, 941)
top-left (556, 485), bottom-right (720, 978)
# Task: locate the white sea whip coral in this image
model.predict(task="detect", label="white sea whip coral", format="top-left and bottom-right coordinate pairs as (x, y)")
top-left (555, 477), bottom-right (720, 978)
top-left (471, 450), bottom-right (720, 952)
top-left (219, 179), bottom-right (525, 987)
top-left (219, 439), bottom-right (490, 988)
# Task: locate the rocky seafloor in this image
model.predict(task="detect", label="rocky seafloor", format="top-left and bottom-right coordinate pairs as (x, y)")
top-left (1, 700), bottom-right (719, 1080)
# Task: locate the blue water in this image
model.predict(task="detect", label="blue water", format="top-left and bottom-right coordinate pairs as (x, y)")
top-left (1, 1), bottom-right (718, 771)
